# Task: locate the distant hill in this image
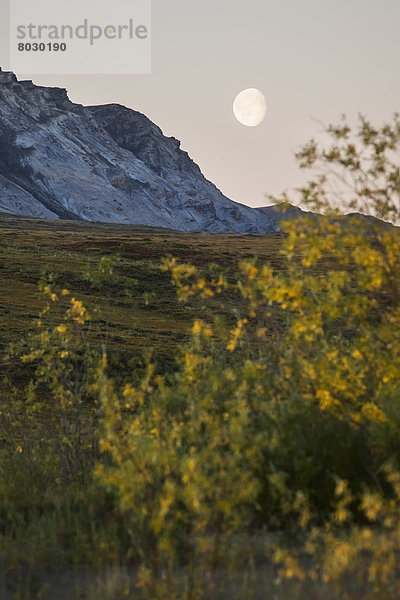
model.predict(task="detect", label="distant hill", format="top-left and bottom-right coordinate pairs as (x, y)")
top-left (256, 202), bottom-right (309, 226)
top-left (257, 201), bottom-right (394, 231)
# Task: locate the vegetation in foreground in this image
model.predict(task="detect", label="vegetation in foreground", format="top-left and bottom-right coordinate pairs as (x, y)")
top-left (1, 114), bottom-right (400, 599)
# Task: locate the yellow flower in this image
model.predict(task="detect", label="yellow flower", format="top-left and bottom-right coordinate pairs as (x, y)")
top-left (361, 402), bottom-right (386, 424)
top-left (123, 385), bottom-right (135, 397)
top-left (192, 319), bottom-right (212, 337)
top-left (361, 492), bottom-right (382, 521)
top-left (186, 457), bottom-right (196, 472)
top-left (192, 319), bottom-right (203, 335)
top-left (56, 324), bottom-right (67, 334)
top-left (226, 318), bottom-right (248, 352)
top-left (335, 507), bottom-right (349, 523)
top-left (68, 298), bottom-right (88, 324)
top-left (335, 480), bottom-right (347, 496)
top-left (316, 389), bottom-right (337, 411)
top-left (245, 264), bottom-right (258, 280)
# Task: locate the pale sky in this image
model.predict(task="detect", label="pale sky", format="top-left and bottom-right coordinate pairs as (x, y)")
top-left (0, 0), bottom-right (399, 208)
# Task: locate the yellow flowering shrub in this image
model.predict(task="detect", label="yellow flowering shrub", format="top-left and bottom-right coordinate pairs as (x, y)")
top-left (2, 114), bottom-right (400, 597)
top-left (16, 276), bottom-right (98, 483)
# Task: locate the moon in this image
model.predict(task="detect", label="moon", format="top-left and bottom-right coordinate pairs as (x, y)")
top-left (233, 88), bottom-right (267, 127)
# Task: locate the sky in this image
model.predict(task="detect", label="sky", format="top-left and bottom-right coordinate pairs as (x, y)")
top-left (0, 0), bottom-right (399, 208)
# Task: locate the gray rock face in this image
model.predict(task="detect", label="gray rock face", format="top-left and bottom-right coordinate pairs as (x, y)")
top-left (0, 69), bottom-right (278, 233)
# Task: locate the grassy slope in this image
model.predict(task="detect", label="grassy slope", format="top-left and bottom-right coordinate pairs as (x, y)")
top-left (0, 215), bottom-right (285, 373)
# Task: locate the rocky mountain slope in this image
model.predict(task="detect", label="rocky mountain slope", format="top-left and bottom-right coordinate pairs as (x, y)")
top-left (0, 69), bottom-right (278, 233)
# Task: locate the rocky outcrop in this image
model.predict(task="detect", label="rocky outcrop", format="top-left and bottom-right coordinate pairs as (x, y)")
top-left (0, 69), bottom-right (278, 233)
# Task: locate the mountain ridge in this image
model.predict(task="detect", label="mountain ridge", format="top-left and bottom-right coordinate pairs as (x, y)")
top-left (0, 69), bottom-right (279, 233)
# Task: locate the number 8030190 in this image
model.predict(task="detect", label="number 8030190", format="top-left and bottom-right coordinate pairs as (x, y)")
top-left (18, 43), bottom-right (67, 52)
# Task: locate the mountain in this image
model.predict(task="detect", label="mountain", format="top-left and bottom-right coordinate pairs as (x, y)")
top-left (257, 202), bottom-right (395, 231)
top-left (0, 69), bottom-right (278, 233)
top-left (256, 202), bottom-right (309, 226)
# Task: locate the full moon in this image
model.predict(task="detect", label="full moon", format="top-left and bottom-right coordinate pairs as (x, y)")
top-left (233, 88), bottom-right (267, 127)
